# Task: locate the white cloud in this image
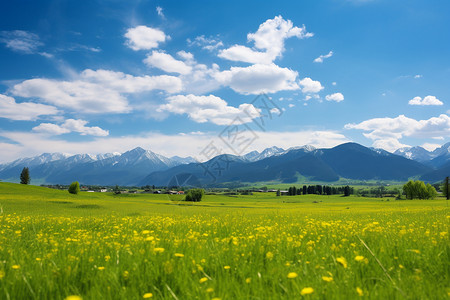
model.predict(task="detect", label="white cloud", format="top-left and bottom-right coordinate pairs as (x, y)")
top-left (421, 143), bottom-right (441, 151)
top-left (157, 94), bottom-right (260, 125)
top-left (0, 94), bottom-right (59, 121)
top-left (332, 82), bottom-right (337, 86)
top-left (156, 6), bottom-right (164, 18)
top-left (215, 63), bottom-right (299, 94)
top-left (325, 93), bottom-right (344, 102)
top-left (345, 114), bottom-right (450, 151)
top-left (11, 69), bottom-right (182, 114)
top-left (0, 30), bottom-right (43, 54)
top-left (187, 35), bottom-right (223, 51)
top-left (313, 51), bottom-right (333, 63)
top-left (33, 119), bottom-right (109, 136)
top-left (143, 51), bottom-right (192, 75)
top-left (12, 78), bottom-right (131, 114)
top-left (80, 69), bottom-right (182, 93)
top-left (0, 129), bottom-right (349, 164)
top-left (288, 104), bottom-right (295, 108)
top-left (414, 74), bottom-right (423, 79)
top-left (408, 95), bottom-right (443, 106)
top-left (372, 138), bottom-right (411, 152)
top-left (299, 77), bottom-right (324, 94)
top-left (218, 15), bottom-right (313, 64)
top-left (124, 26), bottom-right (168, 51)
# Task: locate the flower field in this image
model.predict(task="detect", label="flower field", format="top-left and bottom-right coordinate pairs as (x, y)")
top-left (0, 183), bottom-right (448, 299)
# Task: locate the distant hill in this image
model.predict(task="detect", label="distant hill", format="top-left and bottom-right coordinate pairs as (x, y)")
top-left (1, 142), bottom-right (446, 186)
top-left (0, 147), bottom-right (195, 186)
top-left (395, 142), bottom-right (450, 168)
top-left (140, 143), bottom-right (432, 186)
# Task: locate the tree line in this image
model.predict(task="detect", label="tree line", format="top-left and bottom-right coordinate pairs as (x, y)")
top-left (278, 185), bottom-right (354, 196)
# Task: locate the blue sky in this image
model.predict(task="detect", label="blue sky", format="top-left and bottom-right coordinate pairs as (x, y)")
top-left (0, 0), bottom-right (449, 162)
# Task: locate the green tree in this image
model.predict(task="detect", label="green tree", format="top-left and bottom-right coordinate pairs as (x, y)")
top-left (403, 180), bottom-right (437, 200)
top-left (185, 188), bottom-right (204, 202)
top-left (68, 181), bottom-right (80, 195)
top-left (276, 189), bottom-right (281, 197)
top-left (443, 177), bottom-right (449, 200)
top-left (344, 185), bottom-right (351, 197)
top-left (20, 167), bottom-right (30, 185)
top-left (113, 185), bottom-right (121, 194)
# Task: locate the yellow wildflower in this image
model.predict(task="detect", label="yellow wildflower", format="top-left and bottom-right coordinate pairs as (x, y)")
top-left (174, 253), bottom-right (184, 257)
top-left (199, 277), bottom-right (208, 284)
top-left (300, 287), bottom-right (314, 295)
top-left (336, 257), bottom-right (347, 268)
top-left (287, 272), bottom-right (298, 279)
top-left (143, 293), bottom-right (153, 298)
top-left (356, 287), bottom-right (363, 296)
top-left (65, 296), bottom-right (82, 300)
top-left (266, 251), bottom-right (274, 260)
top-left (224, 265), bottom-right (231, 269)
top-left (153, 248), bottom-right (165, 253)
top-left (12, 265), bottom-right (20, 270)
top-left (355, 256), bottom-right (365, 262)
top-left (322, 276), bottom-right (333, 282)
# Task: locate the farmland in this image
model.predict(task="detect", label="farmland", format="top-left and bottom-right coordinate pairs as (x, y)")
top-left (0, 182), bottom-right (448, 299)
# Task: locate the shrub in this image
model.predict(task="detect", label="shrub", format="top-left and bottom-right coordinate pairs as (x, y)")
top-left (68, 181), bottom-right (80, 195)
top-left (185, 188), bottom-right (204, 202)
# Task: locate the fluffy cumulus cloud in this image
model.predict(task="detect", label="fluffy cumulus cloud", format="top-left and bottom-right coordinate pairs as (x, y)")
top-left (33, 119), bottom-right (109, 136)
top-left (313, 51), bottom-right (333, 63)
top-left (299, 77), bottom-right (324, 94)
top-left (325, 92), bottom-right (344, 102)
top-left (0, 94), bottom-right (59, 121)
top-left (12, 78), bottom-right (131, 114)
top-left (408, 95), bottom-right (443, 106)
top-left (215, 63), bottom-right (299, 94)
top-left (0, 30), bottom-right (43, 54)
top-left (157, 94), bottom-right (260, 125)
top-left (219, 16), bottom-right (313, 64)
top-left (345, 114), bottom-right (450, 151)
top-left (144, 51), bottom-right (192, 75)
top-left (80, 69), bottom-right (182, 93)
top-left (11, 69), bottom-right (182, 114)
top-left (124, 26), bottom-right (168, 51)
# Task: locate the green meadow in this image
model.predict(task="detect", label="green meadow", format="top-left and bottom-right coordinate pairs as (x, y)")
top-left (0, 182), bottom-right (448, 299)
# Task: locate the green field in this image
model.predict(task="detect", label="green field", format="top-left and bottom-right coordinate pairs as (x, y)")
top-left (0, 182), bottom-right (448, 299)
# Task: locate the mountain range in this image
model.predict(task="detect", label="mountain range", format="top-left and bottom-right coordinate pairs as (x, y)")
top-left (0, 142), bottom-right (449, 186)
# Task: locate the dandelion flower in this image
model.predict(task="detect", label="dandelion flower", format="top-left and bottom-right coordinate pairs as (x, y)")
top-left (12, 265), bottom-right (20, 270)
top-left (224, 266), bottom-right (231, 270)
top-left (266, 251), bottom-right (274, 260)
top-left (97, 266), bottom-right (105, 270)
top-left (336, 257), bottom-right (347, 268)
top-left (245, 278), bottom-right (251, 283)
top-left (206, 288), bottom-right (214, 293)
top-left (143, 293), bottom-right (153, 298)
top-left (153, 248), bottom-right (165, 253)
top-left (199, 277), bottom-right (208, 284)
top-left (355, 256), bottom-right (365, 262)
top-left (322, 276), bottom-right (333, 282)
top-left (65, 296), bottom-right (82, 300)
top-left (356, 287), bottom-right (363, 296)
top-left (174, 253), bottom-right (184, 258)
top-left (287, 272), bottom-right (298, 279)
top-left (300, 287), bottom-right (314, 295)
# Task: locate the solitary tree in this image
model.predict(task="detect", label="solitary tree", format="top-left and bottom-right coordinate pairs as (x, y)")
top-left (443, 177), bottom-right (449, 200)
top-left (276, 189), bottom-right (281, 197)
top-left (344, 186), bottom-right (351, 197)
top-left (20, 167), bottom-right (30, 185)
top-left (185, 188), bottom-right (204, 202)
top-left (68, 181), bottom-right (80, 194)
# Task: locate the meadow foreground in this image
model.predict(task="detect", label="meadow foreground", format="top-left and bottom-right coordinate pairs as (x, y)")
top-left (0, 183), bottom-right (448, 299)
